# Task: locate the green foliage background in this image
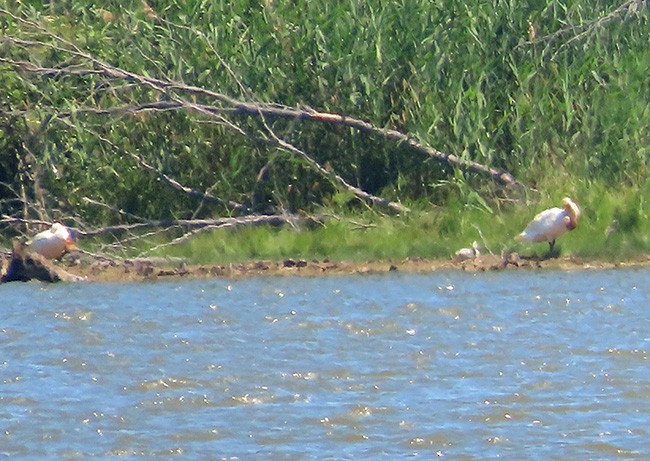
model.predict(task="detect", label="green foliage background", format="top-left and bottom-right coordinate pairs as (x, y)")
top-left (0, 0), bottom-right (648, 259)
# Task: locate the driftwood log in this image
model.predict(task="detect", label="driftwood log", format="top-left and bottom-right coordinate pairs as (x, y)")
top-left (1, 242), bottom-right (83, 283)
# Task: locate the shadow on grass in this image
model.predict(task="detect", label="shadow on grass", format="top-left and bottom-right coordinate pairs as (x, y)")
top-left (519, 245), bottom-right (562, 261)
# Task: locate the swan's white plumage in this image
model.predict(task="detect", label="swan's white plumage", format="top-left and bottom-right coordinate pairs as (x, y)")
top-left (27, 223), bottom-right (77, 260)
top-left (516, 198), bottom-right (580, 250)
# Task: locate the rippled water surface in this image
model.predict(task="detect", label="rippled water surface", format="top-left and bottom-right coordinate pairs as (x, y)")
top-left (1, 268), bottom-right (648, 459)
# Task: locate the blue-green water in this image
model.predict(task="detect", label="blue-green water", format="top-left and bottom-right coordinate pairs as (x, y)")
top-left (1, 268), bottom-right (648, 459)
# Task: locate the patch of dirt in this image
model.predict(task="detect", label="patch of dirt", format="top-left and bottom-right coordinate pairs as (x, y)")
top-left (3, 251), bottom-right (648, 283)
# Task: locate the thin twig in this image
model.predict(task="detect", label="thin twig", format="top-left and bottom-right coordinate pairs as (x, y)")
top-left (515, 0), bottom-right (646, 55)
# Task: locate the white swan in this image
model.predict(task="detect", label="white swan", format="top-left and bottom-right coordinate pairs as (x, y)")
top-left (516, 197), bottom-right (581, 253)
top-left (26, 223), bottom-right (77, 260)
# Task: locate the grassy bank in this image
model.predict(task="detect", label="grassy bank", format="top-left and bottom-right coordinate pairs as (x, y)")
top-left (151, 182), bottom-right (649, 265)
top-left (1, 2), bottom-right (648, 263)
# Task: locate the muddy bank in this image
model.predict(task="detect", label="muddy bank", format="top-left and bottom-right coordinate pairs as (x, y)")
top-left (3, 251), bottom-right (649, 283)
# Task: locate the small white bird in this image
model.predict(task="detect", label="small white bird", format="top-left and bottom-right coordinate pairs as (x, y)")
top-left (455, 241), bottom-right (480, 261)
top-left (516, 197), bottom-right (581, 253)
top-left (26, 223), bottom-right (77, 260)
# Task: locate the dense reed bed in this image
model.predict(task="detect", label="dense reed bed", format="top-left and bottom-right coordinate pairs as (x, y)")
top-left (0, 1), bottom-right (647, 261)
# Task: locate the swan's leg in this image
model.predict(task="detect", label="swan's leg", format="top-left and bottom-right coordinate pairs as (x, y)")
top-left (548, 239), bottom-right (556, 254)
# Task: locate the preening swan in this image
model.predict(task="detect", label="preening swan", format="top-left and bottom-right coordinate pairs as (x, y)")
top-left (515, 198), bottom-right (580, 253)
top-left (26, 223), bottom-right (77, 260)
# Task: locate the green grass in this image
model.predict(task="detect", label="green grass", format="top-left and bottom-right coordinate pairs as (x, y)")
top-left (149, 182), bottom-right (649, 265)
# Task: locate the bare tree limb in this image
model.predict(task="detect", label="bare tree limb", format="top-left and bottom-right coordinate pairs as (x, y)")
top-left (89, 130), bottom-right (250, 213)
top-left (15, 81), bottom-right (521, 191)
top-left (0, 13), bottom-right (522, 197)
top-left (0, 54), bottom-right (414, 212)
top-left (1, 212), bottom-right (306, 236)
top-left (80, 197), bottom-right (152, 223)
top-left (1, 212), bottom-right (312, 259)
top-left (516, 0), bottom-right (647, 54)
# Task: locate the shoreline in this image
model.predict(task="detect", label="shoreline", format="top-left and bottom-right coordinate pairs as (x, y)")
top-left (4, 252), bottom-right (648, 283)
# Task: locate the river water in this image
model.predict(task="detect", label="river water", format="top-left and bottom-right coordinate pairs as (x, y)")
top-left (0, 268), bottom-right (648, 459)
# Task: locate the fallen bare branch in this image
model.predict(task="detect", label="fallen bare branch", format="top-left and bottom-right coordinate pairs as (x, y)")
top-left (516, 0), bottom-right (647, 55)
top-left (80, 197), bottom-right (151, 223)
top-left (0, 212), bottom-right (314, 261)
top-left (1, 213), bottom-right (306, 236)
top-left (0, 11), bottom-right (522, 200)
top-left (89, 130), bottom-right (250, 214)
